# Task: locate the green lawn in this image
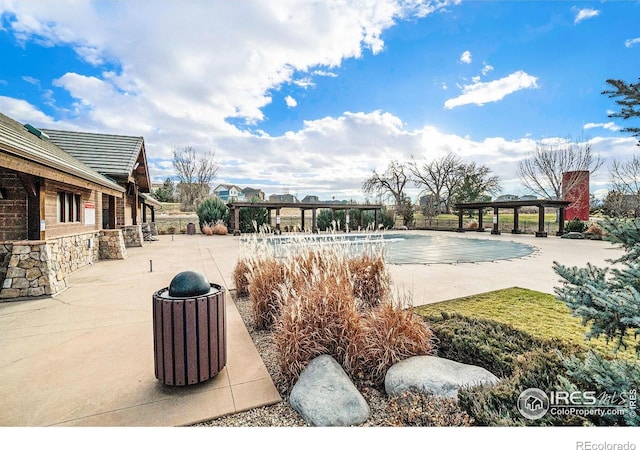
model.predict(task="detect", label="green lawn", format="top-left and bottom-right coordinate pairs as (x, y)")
top-left (414, 287), bottom-right (637, 359)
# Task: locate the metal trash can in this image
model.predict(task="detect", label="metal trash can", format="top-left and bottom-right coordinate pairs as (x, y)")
top-left (186, 223), bottom-right (196, 235)
top-left (152, 271), bottom-right (226, 386)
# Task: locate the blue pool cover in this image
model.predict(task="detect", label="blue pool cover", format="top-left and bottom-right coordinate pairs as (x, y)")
top-left (253, 232), bottom-right (535, 265)
top-left (383, 233), bottom-right (535, 265)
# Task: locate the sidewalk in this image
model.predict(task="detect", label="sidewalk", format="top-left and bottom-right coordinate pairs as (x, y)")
top-left (0, 234), bottom-right (280, 427)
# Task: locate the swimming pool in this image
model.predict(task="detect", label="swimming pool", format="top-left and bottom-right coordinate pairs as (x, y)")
top-left (383, 233), bottom-right (535, 265)
top-left (250, 232), bottom-right (536, 265)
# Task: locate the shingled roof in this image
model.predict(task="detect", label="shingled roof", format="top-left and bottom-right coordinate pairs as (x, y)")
top-left (42, 128), bottom-right (147, 178)
top-left (0, 113), bottom-right (124, 193)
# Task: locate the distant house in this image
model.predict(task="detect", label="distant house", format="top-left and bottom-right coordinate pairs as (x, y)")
top-left (269, 193), bottom-right (298, 203)
top-left (419, 194), bottom-right (446, 213)
top-left (301, 195), bottom-right (319, 203)
top-left (495, 194), bottom-right (519, 202)
top-left (519, 195), bottom-right (538, 201)
top-left (213, 184), bottom-right (245, 202)
top-left (242, 187), bottom-right (265, 201)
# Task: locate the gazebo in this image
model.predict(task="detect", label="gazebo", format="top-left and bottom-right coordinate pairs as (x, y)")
top-left (226, 201), bottom-right (383, 235)
top-left (454, 199), bottom-right (572, 237)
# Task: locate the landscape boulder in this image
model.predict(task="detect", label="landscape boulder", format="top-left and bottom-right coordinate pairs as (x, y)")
top-left (385, 355), bottom-right (500, 399)
top-left (561, 232), bottom-right (584, 239)
top-left (289, 354), bottom-right (370, 426)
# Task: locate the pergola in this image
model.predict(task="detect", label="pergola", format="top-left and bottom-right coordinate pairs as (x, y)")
top-left (227, 201), bottom-right (383, 235)
top-left (454, 199), bottom-right (572, 237)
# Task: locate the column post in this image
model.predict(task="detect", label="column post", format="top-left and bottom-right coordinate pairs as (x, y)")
top-left (512, 207), bottom-right (521, 234)
top-left (536, 205), bottom-right (548, 237)
top-left (491, 207), bottom-right (501, 235)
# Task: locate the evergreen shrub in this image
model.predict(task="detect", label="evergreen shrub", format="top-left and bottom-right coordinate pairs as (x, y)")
top-left (565, 217), bottom-right (587, 233)
top-left (196, 197), bottom-right (230, 231)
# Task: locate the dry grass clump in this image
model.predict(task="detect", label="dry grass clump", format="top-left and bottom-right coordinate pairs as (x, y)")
top-left (211, 222), bottom-right (228, 235)
top-left (235, 233), bottom-right (435, 389)
top-left (385, 390), bottom-right (473, 426)
top-left (233, 259), bottom-right (251, 297)
top-left (350, 299), bottom-right (436, 386)
top-left (246, 258), bottom-right (287, 330)
top-left (202, 224), bottom-right (213, 235)
top-left (348, 253), bottom-right (390, 310)
top-left (273, 270), bottom-right (361, 387)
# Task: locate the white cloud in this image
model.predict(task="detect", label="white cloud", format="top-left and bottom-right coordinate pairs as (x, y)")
top-left (0, 96), bottom-right (57, 126)
top-left (583, 122), bottom-right (621, 132)
top-left (199, 110), bottom-right (634, 200)
top-left (574, 8), bottom-right (600, 25)
top-left (1, 0), bottom-right (454, 136)
top-left (444, 70), bottom-right (539, 109)
top-left (21, 76), bottom-right (39, 85)
top-left (625, 37), bottom-right (640, 48)
top-left (481, 63), bottom-right (494, 76)
top-left (285, 95), bottom-right (297, 108)
top-left (460, 50), bottom-right (472, 64)
top-left (313, 70), bottom-right (338, 77)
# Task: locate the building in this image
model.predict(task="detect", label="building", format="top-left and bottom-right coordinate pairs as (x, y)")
top-left (42, 128), bottom-right (159, 227)
top-left (301, 195), bottom-right (319, 203)
top-left (0, 112), bottom-right (157, 301)
top-left (213, 185), bottom-right (265, 202)
top-left (213, 184), bottom-right (245, 202)
top-left (242, 187), bottom-right (265, 201)
top-left (495, 194), bottom-right (519, 202)
top-left (269, 193), bottom-right (298, 203)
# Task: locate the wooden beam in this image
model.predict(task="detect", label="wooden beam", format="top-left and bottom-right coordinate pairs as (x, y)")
top-left (2, 151), bottom-right (124, 197)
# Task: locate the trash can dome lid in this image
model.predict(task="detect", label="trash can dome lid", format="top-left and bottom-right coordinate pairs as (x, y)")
top-left (168, 271), bottom-right (210, 297)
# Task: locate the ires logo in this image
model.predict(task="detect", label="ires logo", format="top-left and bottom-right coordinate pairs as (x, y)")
top-left (518, 389), bottom-right (609, 420)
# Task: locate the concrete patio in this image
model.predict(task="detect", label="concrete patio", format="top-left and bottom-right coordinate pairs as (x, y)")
top-left (0, 229), bottom-right (624, 426)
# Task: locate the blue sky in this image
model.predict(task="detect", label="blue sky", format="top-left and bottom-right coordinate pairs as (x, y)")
top-left (1, 0), bottom-right (639, 202)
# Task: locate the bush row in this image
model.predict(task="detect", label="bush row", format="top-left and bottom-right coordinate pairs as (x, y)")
top-left (427, 312), bottom-right (639, 426)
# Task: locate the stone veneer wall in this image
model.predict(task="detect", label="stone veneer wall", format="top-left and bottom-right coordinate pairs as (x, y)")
top-left (0, 232), bottom-right (100, 300)
top-left (98, 229), bottom-right (128, 260)
top-left (122, 225), bottom-right (143, 248)
top-left (0, 229), bottom-right (128, 301)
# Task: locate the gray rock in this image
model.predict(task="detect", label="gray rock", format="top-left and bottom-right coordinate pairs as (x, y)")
top-left (385, 355), bottom-right (500, 399)
top-left (289, 355), bottom-right (370, 426)
top-left (561, 232), bottom-right (584, 239)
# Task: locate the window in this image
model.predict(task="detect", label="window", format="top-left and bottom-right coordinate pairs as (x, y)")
top-left (57, 192), bottom-right (81, 223)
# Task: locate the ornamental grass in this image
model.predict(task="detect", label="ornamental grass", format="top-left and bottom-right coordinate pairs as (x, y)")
top-left (350, 298), bottom-right (436, 386)
top-left (235, 232), bottom-right (435, 388)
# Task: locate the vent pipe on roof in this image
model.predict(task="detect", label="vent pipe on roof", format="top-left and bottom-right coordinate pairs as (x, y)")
top-left (24, 124), bottom-right (50, 141)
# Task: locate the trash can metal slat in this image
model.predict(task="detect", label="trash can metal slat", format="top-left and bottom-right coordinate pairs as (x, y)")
top-left (173, 301), bottom-right (185, 386)
top-left (185, 299), bottom-right (197, 385)
top-left (162, 300), bottom-right (174, 385)
top-left (198, 297), bottom-right (209, 382)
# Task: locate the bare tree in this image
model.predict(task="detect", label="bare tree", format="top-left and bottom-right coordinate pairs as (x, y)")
top-left (173, 146), bottom-right (219, 211)
top-left (409, 153), bottom-right (461, 215)
top-left (362, 160), bottom-right (409, 206)
top-left (517, 136), bottom-right (603, 203)
top-left (409, 153), bottom-right (499, 214)
top-left (609, 155), bottom-right (640, 217)
top-left (362, 160), bottom-right (414, 226)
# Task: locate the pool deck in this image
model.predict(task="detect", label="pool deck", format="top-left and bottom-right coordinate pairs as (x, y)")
top-left (387, 229), bottom-right (624, 306)
top-left (0, 229), bottom-right (624, 427)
